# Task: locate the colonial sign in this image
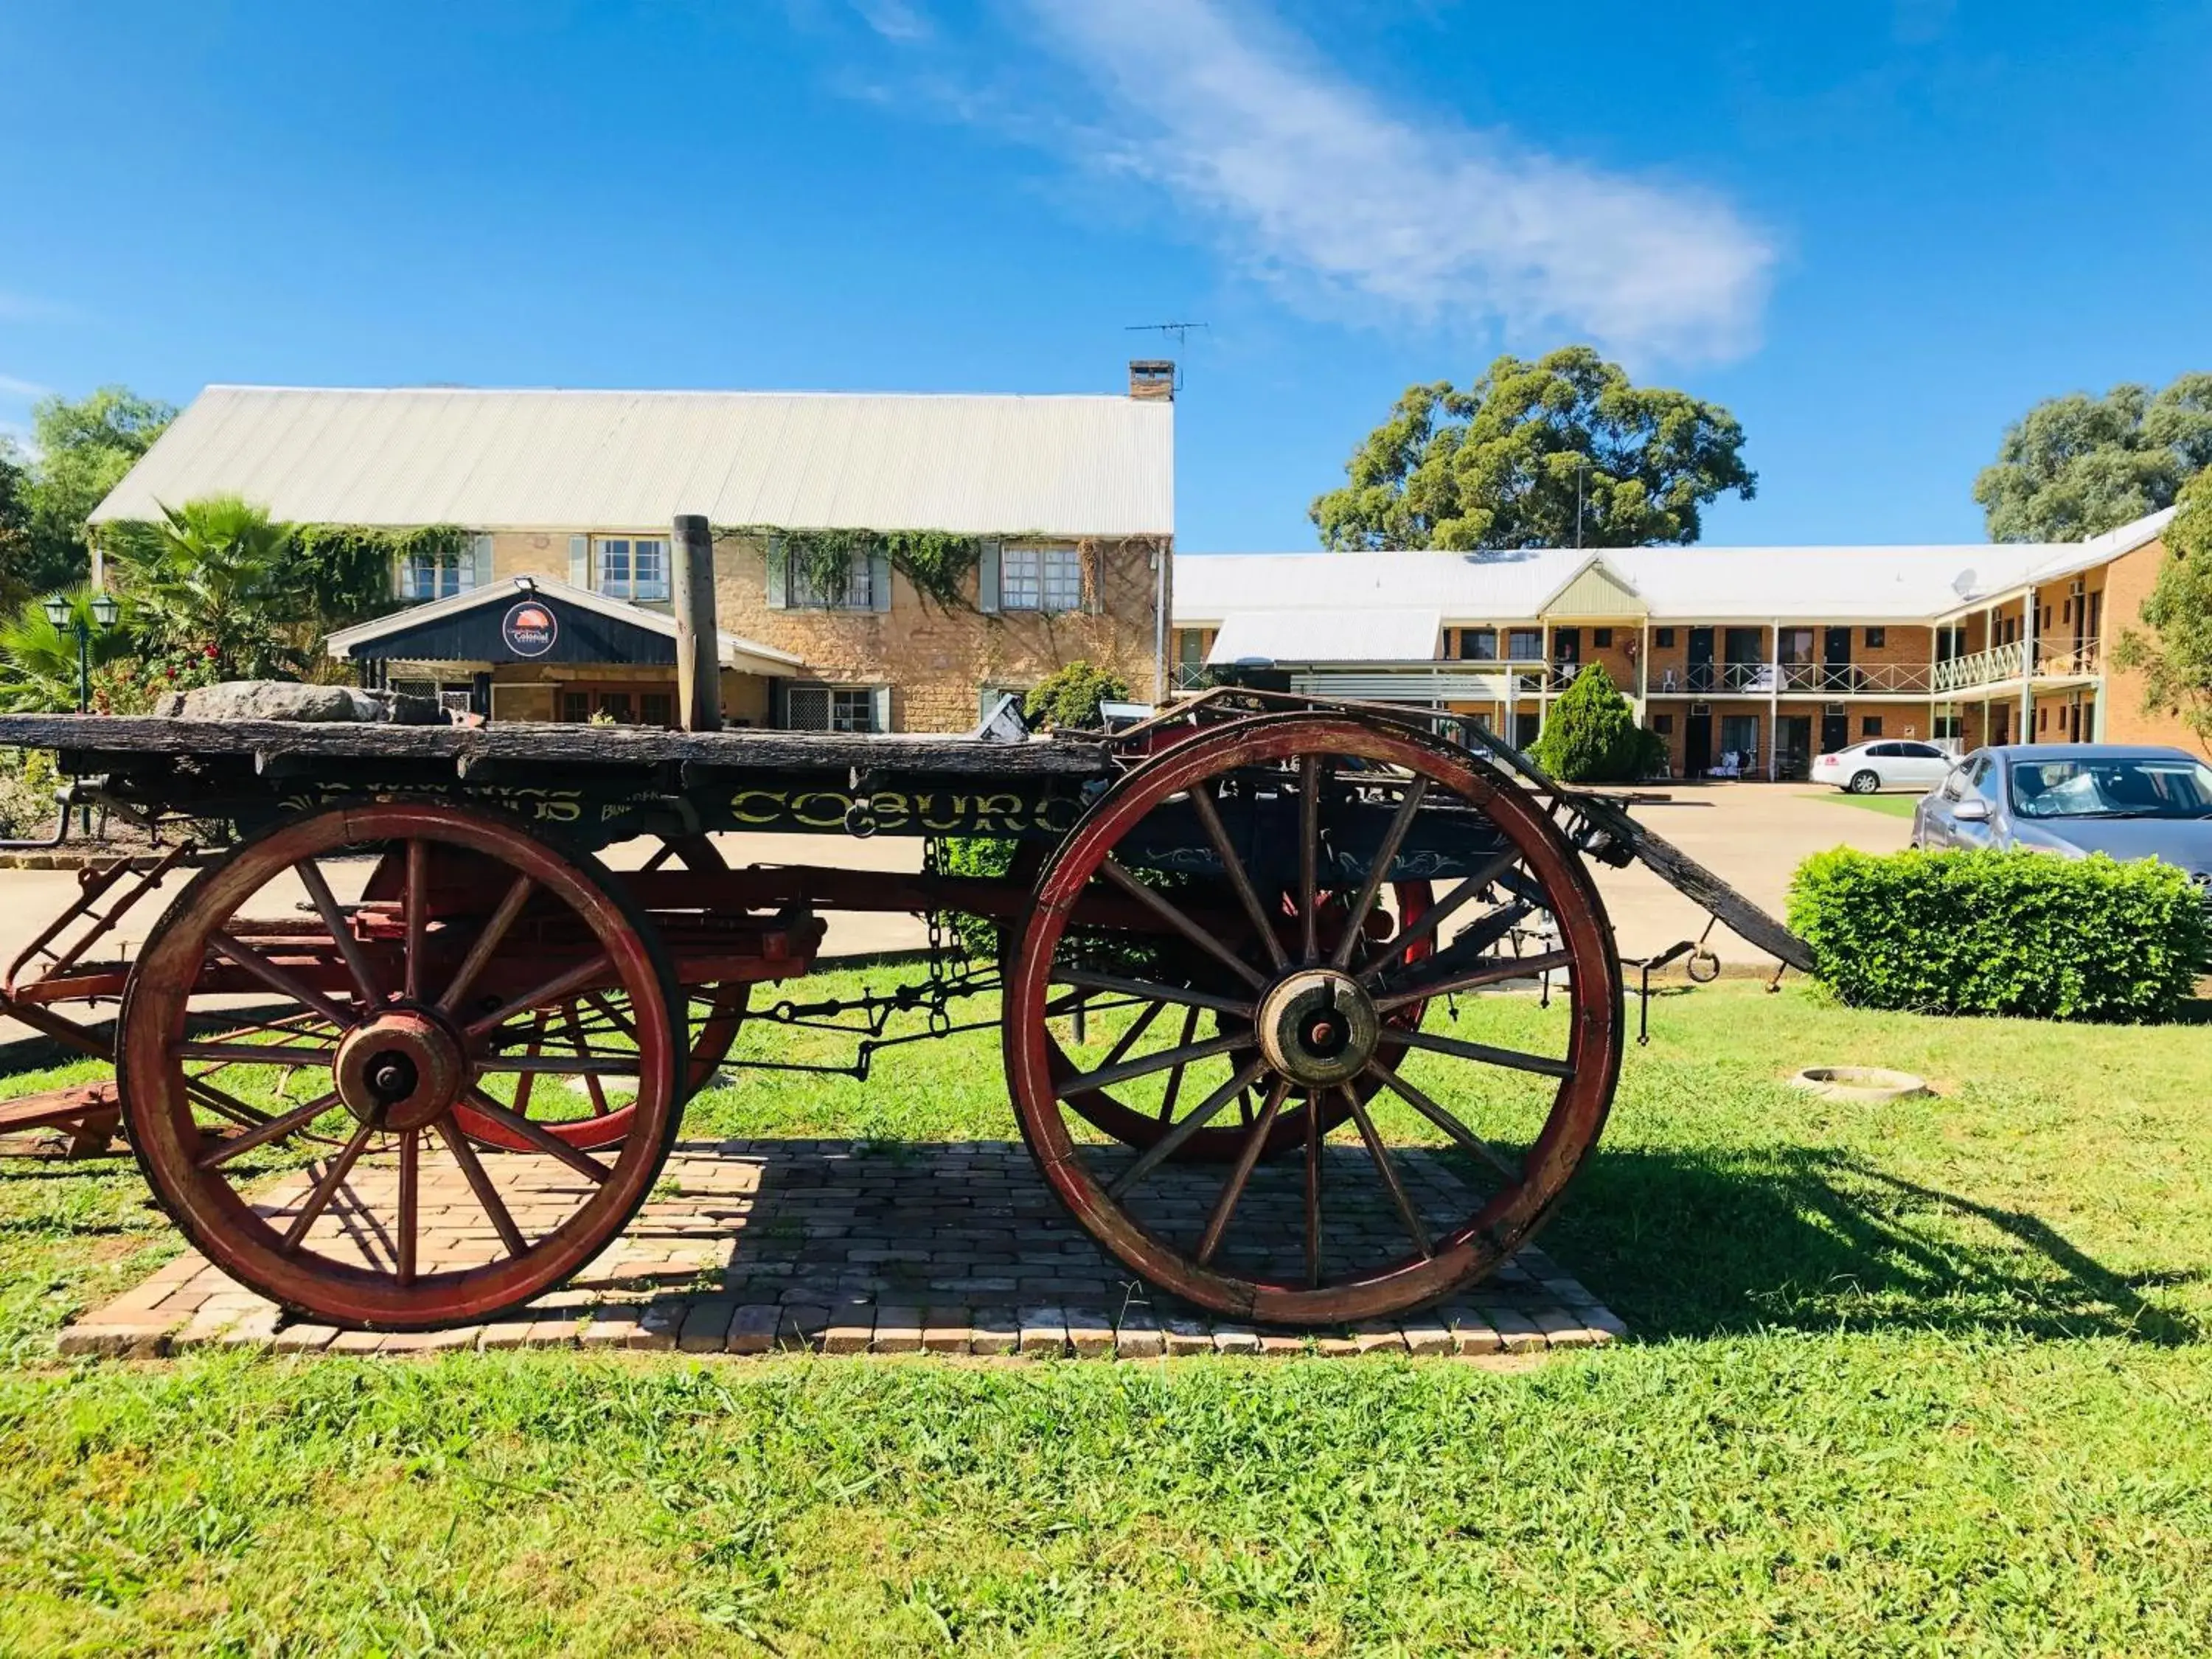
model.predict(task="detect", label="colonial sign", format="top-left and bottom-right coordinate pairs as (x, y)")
top-left (501, 602), bottom-right (559, 658)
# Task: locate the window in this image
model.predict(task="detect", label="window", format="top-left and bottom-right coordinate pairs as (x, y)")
top-left (1652, 713), bottom-right (1674, 736)
top-left (785, 684), bottom-right (884, 734)
top-left (1001, 543), bottom-right (1083, 612)
top-left (400, 535), bottom-right (487, 601)
top-left (1861, 715), bottom-right (1885, 738)
top-left (596, 538), bottom-right (669, 602)
top-left (1177, 630), bottom-right (1206, 668)
top-left (782, 545), bottom-right (875, 609)
top-left (1655, 627), bottom-right (1676, 647)
top-left (639, 692), bottom-right (673, 728)
top-left (1458, 627), bottom-right (1497, 661)
top-left (1506, 628), bottom-right (1542, 661)
top-left (1897, 742), bottom-right (1945, 759)
top-left (1864, 627), bottom-right (1886, 649)
top-left (1592, 627), bottom-right (1613, 647)
top-left (1934, 714), bottom-right (1962, 740)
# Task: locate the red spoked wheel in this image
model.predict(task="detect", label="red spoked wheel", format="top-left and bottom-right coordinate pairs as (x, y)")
top-left (452, 834), bottom-right (748, 1152)
top-left (1004, 712), bottom-right (1622, 1326)
top-left (116, 801), bottom-right (684, 1330)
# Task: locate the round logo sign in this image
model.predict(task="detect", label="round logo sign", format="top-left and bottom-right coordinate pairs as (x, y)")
top-left (501, 601), bottom-right (557, 658)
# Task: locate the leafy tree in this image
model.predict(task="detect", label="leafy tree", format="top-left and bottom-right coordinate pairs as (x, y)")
top-left (1310, 347), bottom-right (1755, 551)
top-left (114, 495), bottom-right (305, 680)
top-left (2110, 472), bottom-right (2212, 753)
top-left (1975, 374), bottom-right (2212, 541)
top-left (1023, 659), bottom-right (1130, 731)
top-left (1528, 662), bottom-right (1665, 782)
top-left (21, 386), bottom-right (176, 591)
top-left (0, 440), bottom-right (32, 607)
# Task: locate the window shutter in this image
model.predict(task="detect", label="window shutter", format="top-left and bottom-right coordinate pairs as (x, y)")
top-left (1090, 542), bottom-right (1105, 613)
top-left (977, 539), bottom-right (1001, 614)
top-left (471, 534), bottom-right (493, 589)
top-left (765, 537), bottom-right (788, 609)
top-left (568, 535), bottom-right (589, 586)
top-left (869, 552), bottom-right (892, 613)
top-left (871, 685), bottom-right (892, 733)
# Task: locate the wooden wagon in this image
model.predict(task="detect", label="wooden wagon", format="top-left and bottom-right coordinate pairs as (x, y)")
top-left (0, 690), bottom-right (1811, 1332)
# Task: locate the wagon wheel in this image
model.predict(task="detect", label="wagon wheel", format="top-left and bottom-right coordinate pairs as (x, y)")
top-left (1004, 712), bottom-right (1621, 1325)
top-left (451, 833), bottom-right (748, 1152)
top-left (1037, 877), bottom-right (1436, 1162)
top-left (116, 801), bottom-right (684, 1330)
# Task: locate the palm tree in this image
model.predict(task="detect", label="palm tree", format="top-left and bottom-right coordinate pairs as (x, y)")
top-left (117, 495), bottom-right (304, 679)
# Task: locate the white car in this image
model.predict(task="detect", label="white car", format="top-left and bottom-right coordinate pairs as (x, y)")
top-left (1811, 739), bottom-right (1955, 794)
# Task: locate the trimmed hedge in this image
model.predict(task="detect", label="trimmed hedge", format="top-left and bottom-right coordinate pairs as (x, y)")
top-left (1787, 847), bottom-right (2208, 1022)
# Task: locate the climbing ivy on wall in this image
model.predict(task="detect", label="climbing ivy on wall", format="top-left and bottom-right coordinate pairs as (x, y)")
top-left (721, 526), bottom-right (1000, 613)
top-left (291, 524), bottom-right (470, 626)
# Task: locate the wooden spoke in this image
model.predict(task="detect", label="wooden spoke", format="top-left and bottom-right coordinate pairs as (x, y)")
top-left (1186, 782), bottom-right (1290, 972)
top-left (462, 1089), bottom-right (613, 1184)
top-left (463, 951), bottom-right (614, 1043)
top-left (434, 1116), bottom-right (529, 1259)
top-left (403, 838), bottom-right (428, 1001)
top-left (1060, 1030), bottom-right (1245, 1099)
top-left (1340, 1085), bottom-right (1432, 1258)
top-left (184, 1076), bottom-right (279, 1130)
top-left (439, 872), bottom-right (536, 1015)
top-left (1195, 1079), bottom-right (1289, 1265)
top-left (1355, 846), bottom-right (1523, 982)
top-left (395, 1128), bottom-right (419, 1284)
top-left (510, 1006), bottom-right (550, 1118)
top-left (1095, 859), bottom-right (1267, 991)
top-left (1328, 776), bottom-right (1430, 970)
top-left (1393, 1026), bottom-right (1576, 1079)
top-left (279, 1119), bottom-right (378, 1253)
top-left (195, 1092), bottom-right (340, 1171)
top-left (207, 931), bottom-right (356, 1030)
top-left (1371, 948), bottom-right (1573, 1012)
top-left (474, 1051), bottom-right (645, 1076)
top-left (1106, 1057), bottom-right (1271, 1198)
top-left (172, 1040), bottom-right (342, 1068)
top-left (295, 858), bottom-right (382, 1010)
top-left (1155, 1004), bottom-right (1203, 1123)
top-left (1298, 754), bottom-right (1322, 964)
top-left (585, 991), bottom-right (639, 1040)
top-left (1364, 1059), bottom-right (1523, 1183)
top-left (564, 1001), bottom-right (611, 1117)
top-left (1304, 1085), bottom-right (1324, 1287)
top-left (1050, 967), bottom-right (1253, 1020)
top-left (1094, 998), bottom-right (1167, 1073)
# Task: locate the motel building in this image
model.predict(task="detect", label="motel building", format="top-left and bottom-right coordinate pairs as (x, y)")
top-left (1171, 507), bottom-right (2194, 778)
top-left (86, 373), bottom-right (1176, 733)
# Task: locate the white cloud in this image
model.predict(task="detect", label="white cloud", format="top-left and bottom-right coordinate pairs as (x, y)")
top-left (851, 0), bottom-right (931, 41)
top-left (1006, 0), bottom-right (1773, 363)
top-left (0, 372), bottom-right (52, 400)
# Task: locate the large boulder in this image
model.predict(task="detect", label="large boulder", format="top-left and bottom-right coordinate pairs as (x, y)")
top-left (158, 681), bottom-right (449, 724)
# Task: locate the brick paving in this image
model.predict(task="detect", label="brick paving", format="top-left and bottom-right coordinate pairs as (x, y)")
top-left (57, 1138), bottom-right (1627, 1360)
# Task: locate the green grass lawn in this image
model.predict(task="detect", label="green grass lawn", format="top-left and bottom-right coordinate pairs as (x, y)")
top-left (2, 969), bottom-right (2210, 1653)
top-left (1816, 788), bottom-right (1921, 818)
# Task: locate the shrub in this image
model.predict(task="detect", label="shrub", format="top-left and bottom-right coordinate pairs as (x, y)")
top-left (1527, 662), bottom-right (1665, 782)
top-left (1787, 846), bottom-right (2208, 1022)
top-left (1023, 660), bottom-right (1130, 731)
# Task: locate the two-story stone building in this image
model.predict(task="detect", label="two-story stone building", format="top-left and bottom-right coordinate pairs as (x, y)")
top-left (88, 376), bottom-right (1175, 731)
top-left (1172, 507), bottom-right (2194, 777)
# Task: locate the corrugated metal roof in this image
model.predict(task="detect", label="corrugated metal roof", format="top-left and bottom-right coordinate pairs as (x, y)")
top-left (90, 386), bottom-right (1175, 536)
top-left (1175, 514), bottom-right (2179, 629)
top-left (1208, 607), bottom-right (1441, 664)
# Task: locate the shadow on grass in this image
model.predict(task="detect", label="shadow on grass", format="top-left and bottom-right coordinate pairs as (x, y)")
top-left (1547, 1145), bottom-right (2203, 1346)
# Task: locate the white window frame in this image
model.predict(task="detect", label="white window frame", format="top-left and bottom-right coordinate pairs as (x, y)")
top-left (785, 682), bottom-right (887, 734)
top-left (1000, 542), bottom-right (1083, 613)
top-left (594, 536), bottom-right (671, 602)
top-left (398, 539), bottom-right (484, 602)
top-left (788, 548), bottom-right (875, 611)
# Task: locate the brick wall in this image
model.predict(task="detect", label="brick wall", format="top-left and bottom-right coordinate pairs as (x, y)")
top-left (474, 529), bottom-right (1164, 734)
top-left (2096, 536), bottom-right (2205, 752)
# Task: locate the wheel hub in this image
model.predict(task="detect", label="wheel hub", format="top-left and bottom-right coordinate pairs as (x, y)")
top-left (334, 1010), bottom-right (467, 1130)
top-left (1256, 968), bottom-right (1379, 1088)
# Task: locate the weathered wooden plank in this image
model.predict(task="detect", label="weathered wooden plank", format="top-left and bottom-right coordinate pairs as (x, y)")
top-left (0, 714), bottom-right (1112, 779)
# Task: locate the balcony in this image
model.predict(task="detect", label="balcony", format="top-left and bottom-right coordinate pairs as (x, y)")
top-left (1931, 639), bottom-right (2100, 694)
top-left (1645, 661), bottom-right (1935, 695)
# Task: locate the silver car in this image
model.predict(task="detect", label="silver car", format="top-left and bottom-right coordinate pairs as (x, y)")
top-left (1912, 745), bottom-right (2212, 894)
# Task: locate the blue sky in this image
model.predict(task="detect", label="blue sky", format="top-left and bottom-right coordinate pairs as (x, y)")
top-left (2, 1), bottom-right (2207, 552)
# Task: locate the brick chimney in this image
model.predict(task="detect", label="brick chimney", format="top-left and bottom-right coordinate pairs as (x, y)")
top-left (1128, 360), bottom-right (1176, 401)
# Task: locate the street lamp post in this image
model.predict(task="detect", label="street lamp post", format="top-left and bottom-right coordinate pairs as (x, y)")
top-left (43, 591), bottom-right (122, 714)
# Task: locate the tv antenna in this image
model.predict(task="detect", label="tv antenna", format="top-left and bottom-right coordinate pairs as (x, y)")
top-left (1125, 321), bottom-right (1208, 390)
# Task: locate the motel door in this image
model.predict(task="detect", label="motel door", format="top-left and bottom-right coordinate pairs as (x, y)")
top-left (1820, 706), bottom-right (1849, 755)
top-left (1685, 706), bottom-right (1713, 776)
top-left (1687, 628), bottom-right (1715, 693)
top-left (1778, 715), bottom-right (1812, 780)
top-left (1823, 627), bottom-right (1851, 692)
